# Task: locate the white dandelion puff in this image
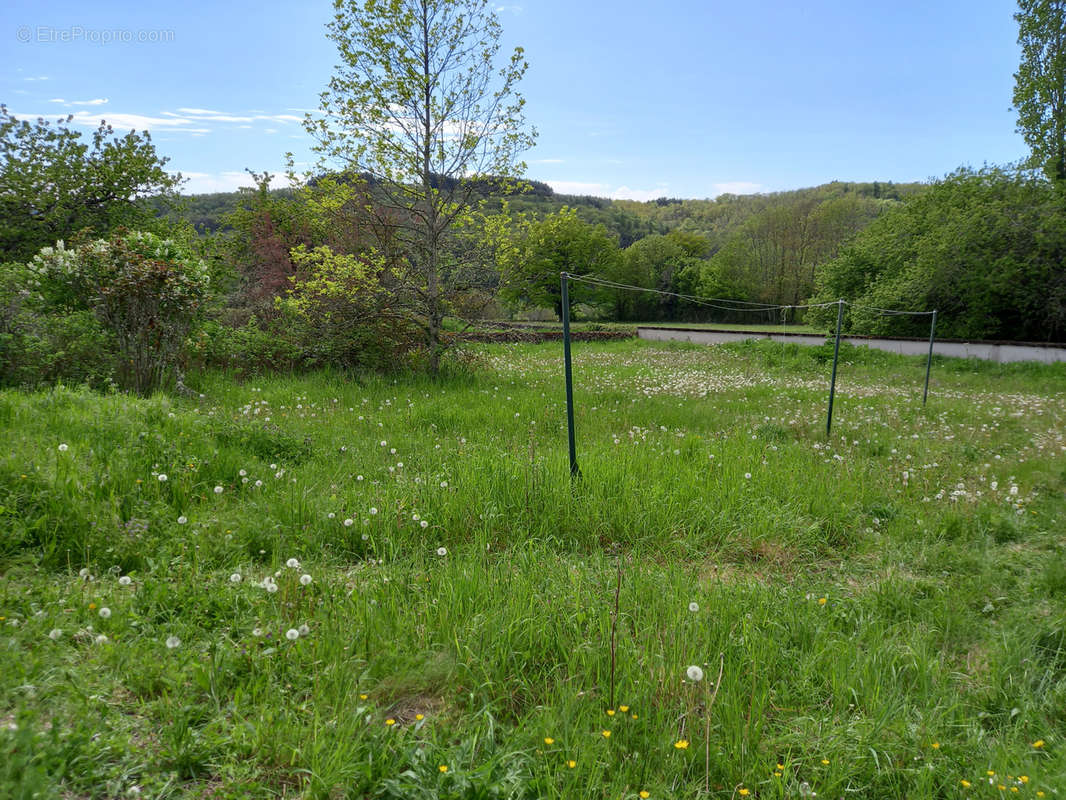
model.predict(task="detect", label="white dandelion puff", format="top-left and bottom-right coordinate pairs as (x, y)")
top-left (230, 573), bottom-right (242, 584)
top-left (177, 515), bottom-right (187, 525)
top-left (48, 628), bottom-right (62, 640)
top-left (58, 443), bottom-right (68, 452)
top-left (286, 558), bottom-right (300, 568)
top-left (98, 607), bottom-right (111, 619)
top-left (688, 602), bottom-right (699, 613)
top-left (213, 486), bottom-right (223, 495)
top-left (437, 546), bottom-right (447, 557)
top-left (286, 628), bottom-right (300, 640)
top-left (686, 665), bottom-right (704, 682)
top-left (158, 474), bottom-right (168, 482)
top-left (344, 518), bottom-right (354, 527)
top-left (300, 574), bottom-right (312, 586)
top-left (165, 635), bottom-right (181, 649)
top-left (118, 575), bottom-right (132, 586)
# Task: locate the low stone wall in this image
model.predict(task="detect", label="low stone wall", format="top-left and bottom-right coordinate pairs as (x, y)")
top-left (455, 329), bottom-right (635, 344)
top-left (637, 327), bottom-right (1066, 364)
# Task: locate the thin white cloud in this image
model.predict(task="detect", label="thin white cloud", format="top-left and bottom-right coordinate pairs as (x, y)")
top-left (9, 105), bottom-right (304, 132)
top-left (547, 180), bottom-right (610, 195)
top-left (611, 185), bottom-right (668, 202)
top-left (547, 180), bottom-right (670, 201)
top-left (49, 98), bottom-right (109, 106)
top-left (24, 76), bottom-right (49, 81)
top-left (712, 181), bottom-right (762, 196)
top-left (530, 158), bottom-right (564, 164)
top-left (8, 109), bottom-right (197, 129)
top-left (179, 170), bottom-right (290, 194)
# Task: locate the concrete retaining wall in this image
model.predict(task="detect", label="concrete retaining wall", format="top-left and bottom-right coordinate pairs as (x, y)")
top-left (636, 327), bottom-right (1066, 364)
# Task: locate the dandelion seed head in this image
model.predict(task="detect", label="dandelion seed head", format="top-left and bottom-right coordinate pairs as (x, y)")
top-left (688, 602), bottom-right (699, 612)
top-left (98, 607), bottom-right (111, 619)
top-left (300, 574), bottom-right (312, 585)
top-left (118, 575), bottom-right (132, 586)
top-left (58, 443), bottom-right (68, 452)
top-left (286, 628), bottom-right (299, 640)
top-left (177, 515), bottom-right (187, 525)
top-left (437, 546), bottom-right (447, 557)
top-left (158, 474), bottom-right (167, 482)
top-left (165, 635), bottom-right (181, 649)
top-left (230, 573), bottom-right (242, 583)
top-left (48, 628), bottom-right (62, 640)
top-left (286, 558), bottom-right (300, 568)
top-left (686, 665), bottom-right (704, 682)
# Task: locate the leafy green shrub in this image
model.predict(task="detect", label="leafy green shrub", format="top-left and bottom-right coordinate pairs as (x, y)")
top-left (281, 244), bottom-right (419, 370)
top-left (0, 261), bottom-right (116, 388)
top-left (190, 318), bottom-right (306, 376)
top-left (28, 231), bottom-right (210, 395)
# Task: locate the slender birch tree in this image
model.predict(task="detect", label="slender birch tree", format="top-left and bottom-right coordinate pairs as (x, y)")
top-left (306, 0), bottom-right (536, 372)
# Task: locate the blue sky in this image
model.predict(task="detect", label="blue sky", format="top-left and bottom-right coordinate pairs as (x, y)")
top-left (3, 0), bottom-right (1029, 198)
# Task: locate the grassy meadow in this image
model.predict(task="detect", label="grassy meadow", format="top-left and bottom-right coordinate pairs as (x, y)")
top-left (1, 339), bottom-right (1065, 799)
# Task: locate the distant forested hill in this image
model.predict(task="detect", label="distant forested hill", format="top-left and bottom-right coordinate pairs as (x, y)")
top-left (164, 177), bottom-right (926, 251)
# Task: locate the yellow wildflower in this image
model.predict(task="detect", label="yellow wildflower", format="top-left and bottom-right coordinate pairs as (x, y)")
top-left (960, 780), bottom-right (971, 787)
top-left (415, 714), bottom-right (424, 721)
top-left (739, 790), bottom-right (750, 797)
top-left (674, 739), bottom-right (689, 750)
top-left (544, 737), bottom-right (554, 745)
top-left (931, 742), bottom-right (940, 749)
top-left (438, 765), bottom-right (447, 773)
top-left (619, 705), bottom-right (629, 712)
top-left (640, 793), bottom-right (650, 799)
top-left (602, 730), bottom-right (611, 738)
top-left (1032, 739), bottom-right (1045, 748)
top-left (821, 759), bottom-right (829, 766)
top-left (385, 719), bottom-right (396, 726)
top-left (567, 760), bottom-right (576, 769)
top-left (606, 709), bottom-right (615, 716)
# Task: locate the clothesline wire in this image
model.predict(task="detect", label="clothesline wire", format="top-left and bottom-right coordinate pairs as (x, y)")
top-left (562, 273), bottom-right (936, 317)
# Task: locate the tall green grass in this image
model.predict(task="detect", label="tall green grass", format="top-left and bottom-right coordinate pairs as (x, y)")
top-left (1, 340), bottom-right (1063, 798)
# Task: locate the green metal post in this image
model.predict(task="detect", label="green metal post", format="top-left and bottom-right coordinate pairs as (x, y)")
top-left (561, 273), bottom-right (579, 478)
top-left (923, 310), bottom-right (938, 405)
top-left (826, 299), bottom-right (844, 437)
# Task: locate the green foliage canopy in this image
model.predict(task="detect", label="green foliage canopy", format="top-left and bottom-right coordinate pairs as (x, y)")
top-left (0, 106), bottom-right (182, 262)
top-left (810, 167), bottom-right (1066, 341)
